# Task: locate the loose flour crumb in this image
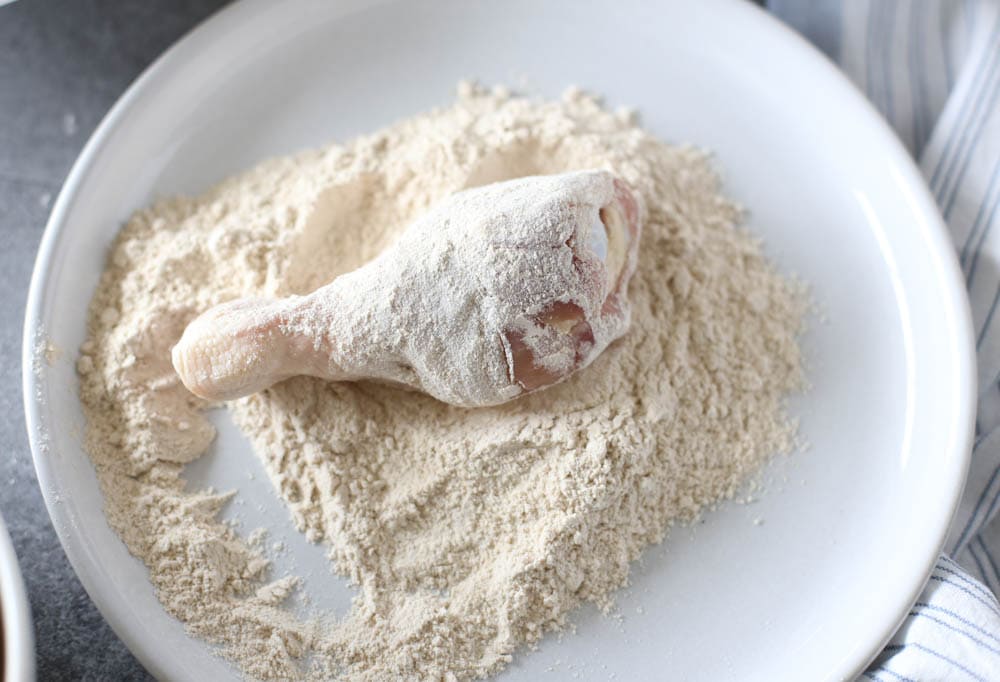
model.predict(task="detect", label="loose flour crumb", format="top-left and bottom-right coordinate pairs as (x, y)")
top-left (79, 83), bottom-right (806, 680)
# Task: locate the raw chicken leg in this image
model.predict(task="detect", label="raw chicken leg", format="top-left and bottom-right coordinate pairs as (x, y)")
top-left (172, 169), bottom-right (643, 407)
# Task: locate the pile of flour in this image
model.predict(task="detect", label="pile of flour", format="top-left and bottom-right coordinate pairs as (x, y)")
top-left (78, 83), bottom-right (806, 680)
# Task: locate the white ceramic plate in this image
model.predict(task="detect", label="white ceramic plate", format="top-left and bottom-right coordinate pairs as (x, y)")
top-left (0, 515), bottom-right (34, 682)
top-left (22, 0), bottom-right (976, 680)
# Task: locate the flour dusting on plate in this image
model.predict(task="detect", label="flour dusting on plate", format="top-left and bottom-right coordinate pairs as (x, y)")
top-left (78, 84), bottom-right (806, 680)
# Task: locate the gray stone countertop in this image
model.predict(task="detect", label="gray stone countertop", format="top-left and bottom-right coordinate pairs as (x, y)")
top-left (0, 2), bottom-right (228, 679)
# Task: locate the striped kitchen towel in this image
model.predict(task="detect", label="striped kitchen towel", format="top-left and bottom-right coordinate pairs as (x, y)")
top-left (767, 1), bottom-right (1000, 679)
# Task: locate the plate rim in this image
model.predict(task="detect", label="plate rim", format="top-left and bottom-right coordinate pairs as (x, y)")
top-left (20, 0), bottom-right (977, 679)
top-left (20, 3), bottom-right (248, 679)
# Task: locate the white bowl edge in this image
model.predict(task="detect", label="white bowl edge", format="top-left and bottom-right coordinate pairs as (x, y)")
top-left (0, 515), bottom-right (35, 682)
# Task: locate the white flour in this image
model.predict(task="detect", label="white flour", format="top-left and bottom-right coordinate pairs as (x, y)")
top-left (79, 84), bottom-right (806, 680)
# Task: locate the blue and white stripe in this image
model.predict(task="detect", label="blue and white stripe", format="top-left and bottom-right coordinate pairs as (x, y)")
top-left (768, 1), bottom-right (1000, 678)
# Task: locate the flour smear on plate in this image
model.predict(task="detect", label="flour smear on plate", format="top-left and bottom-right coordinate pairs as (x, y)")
top-left (78, 84), bottom-right (806, 680)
